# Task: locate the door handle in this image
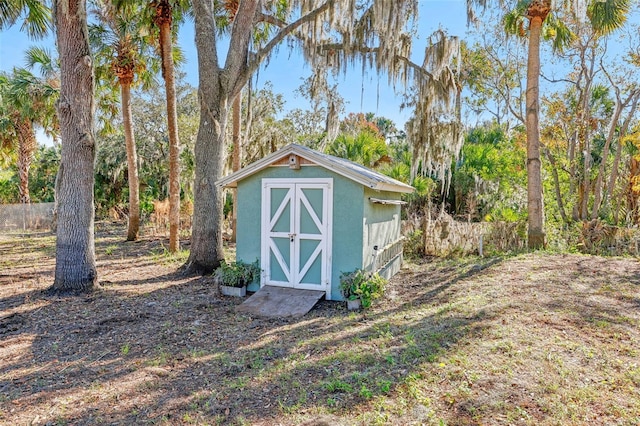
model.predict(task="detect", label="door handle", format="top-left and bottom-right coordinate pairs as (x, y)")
top-left (289, 233), bottom-right (296, 242)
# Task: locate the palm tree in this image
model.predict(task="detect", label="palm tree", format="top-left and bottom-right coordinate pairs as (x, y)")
top-left (0, 72), bottom-right (38, 204)
top-left (326, 130), bottom-right (390, 169)
top-left (506, 0), bottom-right (554, 248)
top-left (0, 1), bottom-right (54, 205)
top-left (477, 0), bottom-right (630, 248)
top-left (0, 57), bottom-right (58, 204)
top-left (150, 0), bottom-right (187, 253)
top-left (90, 0), bottom-right (157, 241)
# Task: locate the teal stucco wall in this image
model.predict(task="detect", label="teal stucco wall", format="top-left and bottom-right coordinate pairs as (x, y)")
top-left (362, 188), bottom-right (403, 276)
top-left (235, 165), bottom-right (365, 300)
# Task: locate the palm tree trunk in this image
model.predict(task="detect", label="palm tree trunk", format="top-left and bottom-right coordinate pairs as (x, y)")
top-left (15, 116), bottom-right (36, 204)
top-left (156, 0), bottom-right (181, 253)
top-left (525, 8), bottom-right (548, 249)
top-left (51, 0), bottom-right (98, 293)
top-left (121, 81), bottom-right (140, 241)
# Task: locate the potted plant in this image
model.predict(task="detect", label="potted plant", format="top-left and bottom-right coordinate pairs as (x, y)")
top-left (214, 259), bottom-right (261, 297)
top-left (339, 269), bottom-right (387, 310)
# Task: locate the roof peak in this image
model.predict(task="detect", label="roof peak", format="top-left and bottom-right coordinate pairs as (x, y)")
top-left (217, 143), bottom-right (415, 194)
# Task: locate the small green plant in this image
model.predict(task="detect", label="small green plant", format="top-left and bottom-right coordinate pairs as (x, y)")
top-left (150, 246), bottom-right (190, 265)
top-left (339, 269), bottom-right (386, 308)
top-left (324, 379), bottom-right (353, 393)
top-left (378, 379), bottom-right (392, 393)
top-left (359, 384), bottom-right (374, 399)
top-left (121, 343), bottom-right (130, 356)
top-left (214, 259), bottom-right (261, 288)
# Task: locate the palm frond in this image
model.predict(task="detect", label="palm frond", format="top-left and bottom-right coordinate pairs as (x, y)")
top-left (24, 45), bottom-right (57, 79)
top-left (503, 9), bottom-right (527, 38)
top-left (0, 0), bottom-right (52, 39)
top-left (544, 13), bottom-right (575, 53)
top-left (587, 0), bottom-right (630, 35)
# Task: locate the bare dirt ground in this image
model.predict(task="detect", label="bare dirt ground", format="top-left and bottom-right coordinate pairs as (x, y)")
top-left (1, 223), bottom-right (639, 425)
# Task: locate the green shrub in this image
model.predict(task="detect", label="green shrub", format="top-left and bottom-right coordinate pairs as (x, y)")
top-left (214, 259), bottom-right (261, 288)
top-left (339, 269), bottom-right (386, 308)
top-left (403, 229), bottom-right (424, 260)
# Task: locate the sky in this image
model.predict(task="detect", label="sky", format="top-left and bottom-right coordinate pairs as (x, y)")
top-left (0, 0), bottom-right (469, 133)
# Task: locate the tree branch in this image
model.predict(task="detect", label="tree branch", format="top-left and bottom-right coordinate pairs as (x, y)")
top-left (394, 55), bottom-right (436, 82)
top-left (255, 11), bottom-right (286, 28)
top-left (193, 0), bottom-right (220, 92)
top-left (540, 72), bottom-right (575, 86)
top-left (224, 0), bottom-right (260, 92)
top-left (234, 0), bottom-right (334, 98)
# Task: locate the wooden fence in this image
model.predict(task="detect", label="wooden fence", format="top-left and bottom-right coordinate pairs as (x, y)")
top-left (411, 215), bottom-right (640, 257)
top-left (0, 203), bottom-right (55, 231)
top-left (407, 214), bottom-right (526, 256)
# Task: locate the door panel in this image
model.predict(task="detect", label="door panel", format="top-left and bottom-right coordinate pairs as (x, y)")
top-left (299, 202), bottom-right (321, 235)
top-left (261, 179), bottom-right (332, 298)
top-left (299, 188), bottom-right (323, 233)
top-left (269, 237), bottom-right (291, 283)
top-left (269, 188), bottom-right (292, 233)
top-left (298, 239), bottom-right (322, 285)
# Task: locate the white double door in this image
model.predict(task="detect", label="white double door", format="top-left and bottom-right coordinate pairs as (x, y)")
top-left (261, 178), bottom-right (333, 297)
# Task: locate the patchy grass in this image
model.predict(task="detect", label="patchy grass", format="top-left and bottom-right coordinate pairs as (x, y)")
top-left (1, 224), bottom-right (639, 425)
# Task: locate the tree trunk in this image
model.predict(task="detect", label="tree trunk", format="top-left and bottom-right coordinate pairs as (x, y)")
top-left (51, 0), bottom-right (98, 293)
top-left (591, 91), bottom-right (625, 219)
top-left (525, 9), bottom-right (548, 249)
top-left (121, 81), bottom-right (140, 241)
top-left (156, 0), bottom-right (181, 253)
top-left (543, 145), bottom-right (569, 224)
top-left (605, 92), bottom-right (640, 217)
top-left (15, 116), bottom-right (36, 204)
top-left (184, 0), bottom-right (226, 274)
top-left (579, 123), bottom-right (592, 221)
top-left (568, 131), bottom-right (579, 221)
top-left (243, 78), bottom-right (253, 149)
top-left (577, 44), bottom-right (596, 221)
top-left (628, 156), bottom-right (640, 224)
top-left (230, 91), bottom-right (242, 243)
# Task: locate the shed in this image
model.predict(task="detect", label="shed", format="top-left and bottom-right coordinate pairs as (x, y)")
top-left (217, 143), bottom-right (414, 301)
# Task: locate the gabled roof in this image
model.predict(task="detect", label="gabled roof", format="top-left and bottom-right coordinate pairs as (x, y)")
top-left (216, 143), bottom-right (415, 194)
